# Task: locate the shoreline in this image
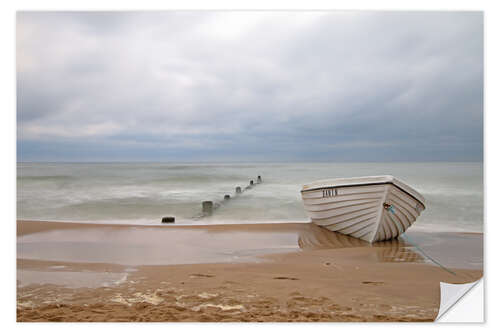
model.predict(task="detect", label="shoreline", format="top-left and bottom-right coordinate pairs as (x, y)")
top-left (17, 219), bottom-right (313, 236)
top-left (17, 220), bottom-right (483, 322)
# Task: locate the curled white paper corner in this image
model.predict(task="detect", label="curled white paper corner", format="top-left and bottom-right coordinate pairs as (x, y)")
top-left (436, 278), bottom-right (483, 322)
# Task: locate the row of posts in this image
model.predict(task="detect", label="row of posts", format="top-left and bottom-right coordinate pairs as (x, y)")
top-left (162, 175), bottom-right (262, 223)
top-left (201, 175), bottom-right (262, 216)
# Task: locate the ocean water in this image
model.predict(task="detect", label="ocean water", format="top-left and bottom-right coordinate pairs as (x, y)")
top-left (17, 162), bottom-right (483, 232)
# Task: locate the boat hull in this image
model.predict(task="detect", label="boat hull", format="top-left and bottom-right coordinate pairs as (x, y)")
top-left (301, 177), bottom-right (425, 243)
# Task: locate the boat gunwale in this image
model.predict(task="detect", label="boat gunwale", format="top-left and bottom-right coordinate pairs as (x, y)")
top-left (301, 181), bottom-right (426, 209)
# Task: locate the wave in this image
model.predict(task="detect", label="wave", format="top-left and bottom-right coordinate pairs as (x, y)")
top-left (16, 162), bottom-right (483, 233)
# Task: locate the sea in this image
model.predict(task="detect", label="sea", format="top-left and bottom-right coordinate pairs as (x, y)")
top-left (17, 162), bottom-right (483, 233)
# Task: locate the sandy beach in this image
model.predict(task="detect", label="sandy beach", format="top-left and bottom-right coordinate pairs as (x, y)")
top-left (17, 220), bottom-right (483, 322)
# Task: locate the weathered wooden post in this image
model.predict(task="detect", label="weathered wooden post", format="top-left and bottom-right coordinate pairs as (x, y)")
top-left (250, 180), bottom-right (254, 186)
top-left (257, 175), bottom-right (262, 183)
top-left (235, 186), bottom-right (242, 194)
top-left (202, 201), bottom-right (213, 215)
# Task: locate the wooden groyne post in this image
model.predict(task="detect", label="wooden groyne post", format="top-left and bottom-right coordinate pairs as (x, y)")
top-left (202, 200), bottom-right (214, 215)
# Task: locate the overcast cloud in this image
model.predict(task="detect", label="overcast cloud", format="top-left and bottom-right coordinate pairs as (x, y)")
top-left (17, 11), bottom-right (483, 162)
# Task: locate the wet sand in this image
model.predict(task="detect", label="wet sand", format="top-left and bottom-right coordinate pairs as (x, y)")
top-left (17, 220), bottom-right (483, 322)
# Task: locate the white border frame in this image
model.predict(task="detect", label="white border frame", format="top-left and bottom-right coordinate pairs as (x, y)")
top-left (3, 1), bottom-right (496, 331)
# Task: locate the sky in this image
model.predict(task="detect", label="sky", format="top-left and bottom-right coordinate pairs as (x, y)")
top-left (17, 11), bottom-right (483, 162)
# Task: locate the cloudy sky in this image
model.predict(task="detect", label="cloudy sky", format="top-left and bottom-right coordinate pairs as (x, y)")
top-left (17, 11), bottom-right (483, 162)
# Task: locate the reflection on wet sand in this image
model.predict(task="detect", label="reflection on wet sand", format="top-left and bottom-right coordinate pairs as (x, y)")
top-left (297, 223), bottom-right (483, 269)
top-left (17, 221), bottom-right (481, 270)
top-left (298, 224), bottom-right (371, 249)
top-left (297, 224), bottom-right (424, 263)
top-left (375, 246), bottom-right (424, 263)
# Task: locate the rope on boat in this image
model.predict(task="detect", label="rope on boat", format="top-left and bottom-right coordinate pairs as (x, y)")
top-left (384, 204), bottom-right (457, 276)
top-left (399, 234), bottom-right (457, 276)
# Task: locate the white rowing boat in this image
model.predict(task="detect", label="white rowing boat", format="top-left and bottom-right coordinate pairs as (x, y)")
top-left (300, 175), bottom-right (425, 243)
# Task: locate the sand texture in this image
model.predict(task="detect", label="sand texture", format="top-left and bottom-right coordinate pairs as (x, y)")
top-left (17, 220), bottom-right (483, 322)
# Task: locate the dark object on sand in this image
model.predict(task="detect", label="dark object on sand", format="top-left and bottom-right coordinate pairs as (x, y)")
top-left (161, 216), bottom-right (175, 223)
top-left (257, 175), bottom-right (262, 183)
top-left (250, 180), bottom-right (254, 186)
top-left (236, 186), bottom-right (242, 194)
top-left (202, 201), bottom-right (214, 215)
top-left (224, 194), bottom-right (231, 200)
